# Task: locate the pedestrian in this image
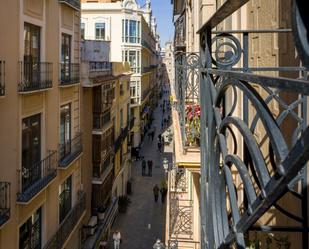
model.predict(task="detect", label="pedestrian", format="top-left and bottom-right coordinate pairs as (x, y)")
top-left (158, 141), bottom-right (162, 153)
top-left (148, 160), bottom-right (153, 176)
top-left (153, 184), bottom-right (159, 202)
top-left (113, 230), bottom-right (121, 249)
top-left (161, 120), bottom-right (164, 130)
top-left (151, 130), bottom-right (155, 141)
top-left (142, 159), bottom-right (146, 176)
top-left (153, 239), bottom-right (165, 249)
top-left (158, 134), bottom-right (162, 142)
top-left (160, 186), bottom-right (168, 204)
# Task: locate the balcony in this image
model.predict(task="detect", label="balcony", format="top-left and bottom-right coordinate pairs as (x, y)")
top-left (58, 0), bottom-right (80, 11)
top-left (17, 151), bottom-right (57, 203)
top-left (142, 66), bottom-right (151, 74)
top-left (60, 63), bottom-right (80, 86)
top-left (92, 153), bottom-right (113, 184)
top-left (44, 191), bottom-right (86, 249)
top-left (18, 61), bottom-right (53, 93)
top-left (83, 197), bottom-right (118, 249)
top-left (0, 60), bottom-right (5, 96)
top-left (0, 182), bottom-right (10, 228)
top-left (82, 61), bottom-right (113, 87)
top-left (174, 13), bottom-right (186, 50)
top-left (130, 96), bottom-right (140, 106)
top-left (174, 53), bottom-right (200, 150)
top-left (59, 133), bottom-right (82, 168)
top-left (114, 124), bottom-right (129, 153)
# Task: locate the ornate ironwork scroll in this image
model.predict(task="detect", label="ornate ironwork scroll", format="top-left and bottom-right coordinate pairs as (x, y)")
top-left (196, 1), bottom-right (309, 248)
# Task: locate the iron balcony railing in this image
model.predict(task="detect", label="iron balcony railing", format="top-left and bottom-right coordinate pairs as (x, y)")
top-left (60, 63), bottom-right (80, 85)
top-left (0, 60), bottom-right (5, 96)
top-left (44, 191), bottom-right (86, 249)
top-left (142, 67), bottom-right (151, 74)
top-left (0, 182), bottom-right (10, 227)
top-left (59, 133), bottom-right (82, 168)
top-left (114, 124), bottom-right (129, 153)
top-left (175, 53), bottom-right (200, 149)
top-left (18, 61), bottom-right (53, 92)
top-left (191, 0), bottom-right (309, 248)
top-left (17, 151), bottom-right (57, 203)
top-left (58, 0), bottom-right (80, 10)
top-left (89, 61), bottom-right (112, 74)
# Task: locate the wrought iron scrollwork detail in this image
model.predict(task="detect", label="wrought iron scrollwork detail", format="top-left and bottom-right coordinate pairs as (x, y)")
top-left (211, 33), bottom-right (242, 68)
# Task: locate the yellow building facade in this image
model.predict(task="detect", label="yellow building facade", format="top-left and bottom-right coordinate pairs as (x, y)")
top-left (0, 0), bottom-right (84, 248)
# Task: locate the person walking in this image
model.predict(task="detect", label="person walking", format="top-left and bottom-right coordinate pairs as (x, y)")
top-left (148, 160), bottom-right (153, 176)
top-left (142, 159), bottom-right (146, 176)
top-left (160, 186), bottom-right (168, 204)
top-left (153, 184), bottom-right (160, 202)
top-left (113, 230), bottom-right (121, 249)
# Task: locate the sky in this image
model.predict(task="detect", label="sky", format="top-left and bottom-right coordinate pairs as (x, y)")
top-left (137, 0), bottom-right (174, 48)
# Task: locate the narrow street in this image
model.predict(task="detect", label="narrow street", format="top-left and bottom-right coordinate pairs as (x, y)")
top-left (109, 86), bottom-right (173, 249)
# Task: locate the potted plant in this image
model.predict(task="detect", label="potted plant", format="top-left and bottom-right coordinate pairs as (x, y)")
top-left (185, 104), bottom-right (201, 146)
top-left (118, 195), bottom-right (131, 213)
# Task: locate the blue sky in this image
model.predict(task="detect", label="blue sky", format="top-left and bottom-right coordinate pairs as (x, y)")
top-left (137, 0), bottom-right (174, 47)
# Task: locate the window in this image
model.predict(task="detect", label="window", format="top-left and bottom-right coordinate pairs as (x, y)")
top-left (22, 114), bottom-right (41, 191)
top-left (60, 104), bottom-right (71, 160)
top-left (122, 19), bottom-right (140, 43)
top-left (95, 23), bottom-right (105, 40)
top-left (130, 81), bottom-right (140, 104)
top-left (61, 34), bottom-right (71, 82)
top-left (81, 23), bottom-right (85, 39)
top-left (59, 176), bottom-right (72, 223)
top-left (19, 207), bottom-right (41, 249)
top-left (123, 50), bottom-right (140, 73)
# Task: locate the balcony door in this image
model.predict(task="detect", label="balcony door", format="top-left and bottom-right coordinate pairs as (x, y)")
top-left (60, 104), bottom-right (71, 160)
top-left (59, 175), bottom-right (72, 223)
top-left (61, 34), bottom-right (71, 82)
top-left (24, 23), bottom-right (41, 86)
top-left (22, 114), bottom-right (41, 192)
top-left (19, 207), bottom-right (42, 249)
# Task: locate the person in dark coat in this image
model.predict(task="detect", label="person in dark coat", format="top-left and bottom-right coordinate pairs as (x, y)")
top-left (142, 159), bottom-right (146, 176)
top-left (153, 184), bottom-right (160, 202)
top-left (148, 160), bottom-right (153, 176)
top-left (160, 187), bottom-right (168, 204)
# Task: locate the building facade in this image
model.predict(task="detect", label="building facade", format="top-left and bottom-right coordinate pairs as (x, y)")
top-left (81, 0), bottom-right (160, 148)
top-left (81, 39), bottom-right (132, 248)
top-left (0, 1), bottom-right (85, 248)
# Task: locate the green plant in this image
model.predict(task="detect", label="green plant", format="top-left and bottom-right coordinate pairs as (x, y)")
top-left (118, 195), bottom-right (131, 213)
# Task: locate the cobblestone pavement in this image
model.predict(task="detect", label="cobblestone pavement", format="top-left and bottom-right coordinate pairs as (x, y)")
top-left (109, 87), bottom-right (172, 249)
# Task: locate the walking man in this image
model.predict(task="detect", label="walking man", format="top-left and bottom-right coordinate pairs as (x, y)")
top-left (153, 239), bottom-right (165, 249)
top-left (148, 160), bottom-right (153, 176)
top-left (142, 159), bottom-right (146, 176)
top-left (160, 186), bottom-right (168, 204)
top-left (153, 184), bottom-right (160, 202)
top-left (113, 230), bottom-right (121, 249)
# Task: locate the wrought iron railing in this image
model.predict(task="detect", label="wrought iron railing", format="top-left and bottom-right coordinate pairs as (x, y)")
top-left (93, 151), bottom-right (112, 179)
top-left (175, 53), bottom-right (200, 149)
top-left (195, 0), bottom-right (309, 248)
top-left (18, 61), bottom-right (53, 92)
top-left (169, 198), bottom-right (193, 240)
top-left (59, 133), bottom-right (82, 168)
top-left (44, 191), bottom-right (86, 249)
top-left (58, 0), bottom-right (80, 10)
top-left (17, 151), bottom-right (57, 203)
top-left (0, 182), bottom-right (10, 227)
top-left (89, 61), bottom-right (112, 73)
top-left (114, 124), bottom-right (129, 153)
top-left (0, 60), bottom-right (5, 96)
top-left (60, 63), bottom-right (80, 85)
